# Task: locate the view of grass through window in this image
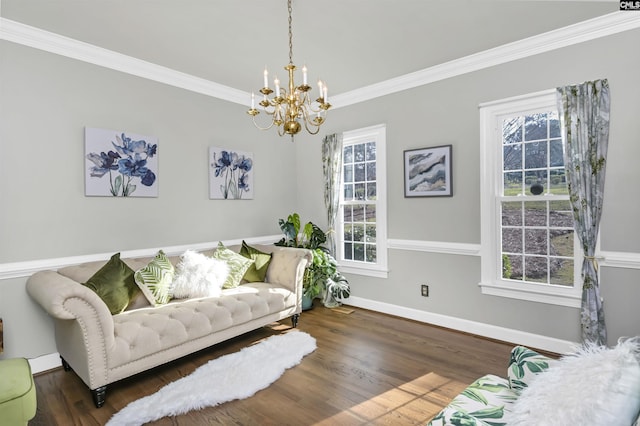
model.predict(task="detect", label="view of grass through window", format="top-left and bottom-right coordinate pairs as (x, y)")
top-left (500, 111), bottom-right (574, 286)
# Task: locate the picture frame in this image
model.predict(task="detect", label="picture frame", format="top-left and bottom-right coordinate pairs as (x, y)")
top-left (85, 127), bottom-right (159, 197)
top-left (403, 144), bottom-right (453, 197)
top-left (209, 147), bottom-right (254, 200)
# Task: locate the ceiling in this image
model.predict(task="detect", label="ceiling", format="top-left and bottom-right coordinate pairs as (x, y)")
top-left (1, 1), bottom-right (619, 97)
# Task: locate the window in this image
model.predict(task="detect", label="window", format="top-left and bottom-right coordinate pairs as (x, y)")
top-left (337, 124), bottom-right (388, 278)
top-left (479, 90), bottom-right (581, 307)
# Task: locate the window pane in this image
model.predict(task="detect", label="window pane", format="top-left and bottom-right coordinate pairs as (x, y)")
top-left (549, 139), bottom-right (564, 167)
top-left (366, 183), bottom-right (377, 200)
top-left (525, 229), bottom-right (548, 255)
top-left (366, 142), bottom-right (376, 161)
top-left (344, 184), bottom-right (353, 200)
top-left (549, 200), bottom-right (572, 228)
top-left (503, 144), bottom-right (522, 170)
top-left (503, 117), bottom-right (523, 144)
top-left (550, 258), bottom-right (573, 286)
top-left (549, 111), bottom-right (561, 138)
top-left (354, 144), bottom-right (365, 161)
top-left (365, 224), bottom-right (376, 242)
top-left (503, 171), bottom-right (523, 195)
top-left (550, 170), bottom-right (567, 195)
top-left (525, 256), bottom-right (548, 283)
top-left (525, 113), bottom-right (548, 141)
top-left (366, 245), bottom-right (377, 262)
top-left (353, 205), bottom-right (364, 222)
top-left (502, 202), bottom-right (522, 226)
top-left (503, 254), bottom-right (522, 280)
top-left (343, 205), bottom-right (353, 222)
top-left (524, 201), bottom-right (547, 227)
top-left (343, 164), bottom-right (353, 183)
top-left (355, 163), bottom-right (365, 182)
top-left (502, 228), bottom-right (522, 253)
top-left (354, 243), bottom-right (365, 261)
top-left (525, 141), bottom-right (547, 169)
top-left (366, 162), bottom-right (376, 180)
top-left (353, 224), bottom-right (364, 242)
top-left (343, 146), bottom-right (353, 163)
top-left (344, 243), bottom-right (353, 260)
top-left (354, 183), bottom-right (365, 200)
top-left (551, 229), bottom-right (573, 257)
top-left (525, 170), bottom-right (546, 195)
top-left (365, 205), bottom-right (376, 222)
top-left (343, 224), bottom-right (353, 242)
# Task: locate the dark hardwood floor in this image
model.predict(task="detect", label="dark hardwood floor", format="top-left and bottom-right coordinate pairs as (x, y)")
top-left (31, 305), bottom-right (521, 425)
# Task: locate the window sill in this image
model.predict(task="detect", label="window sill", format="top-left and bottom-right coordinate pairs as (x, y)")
top-left (479, 280), bottom-right (581, 308)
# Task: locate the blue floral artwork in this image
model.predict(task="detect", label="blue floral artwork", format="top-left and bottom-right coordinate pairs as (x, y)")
top-left (209, 147), bottom-right (254, 200)
top-left (85, 127), bottom-right (158, 197)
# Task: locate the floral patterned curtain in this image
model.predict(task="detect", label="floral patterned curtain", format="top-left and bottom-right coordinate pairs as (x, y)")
top-left (322, 133), bottom-right (343, 257)
top-left (556, 79), bottom-right (610, 345)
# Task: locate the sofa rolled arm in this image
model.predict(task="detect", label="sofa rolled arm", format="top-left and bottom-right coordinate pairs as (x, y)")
top-left (26, 270), bottom-right (115, 344)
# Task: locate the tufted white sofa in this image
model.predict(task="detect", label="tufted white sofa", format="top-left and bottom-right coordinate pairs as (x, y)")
top-left (26, 244), bottom-right (312, 408)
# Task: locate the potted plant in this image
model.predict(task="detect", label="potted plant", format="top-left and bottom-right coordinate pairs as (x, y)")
top-left (275, 213), bottom-right (350, 309)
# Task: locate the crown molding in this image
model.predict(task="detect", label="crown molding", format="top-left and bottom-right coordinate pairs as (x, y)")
top-left (330, 11), bottom-right (640, 108)
top-left (2, 12), bottom-right (640, 108)
top-left (0, 18), bottom-right (248, 106)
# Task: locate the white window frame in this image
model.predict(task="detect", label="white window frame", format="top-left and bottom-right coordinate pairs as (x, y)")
top-left (479, 90), bottom-right (582, 308)
top-left (337, 124), bottom-right (388, 278)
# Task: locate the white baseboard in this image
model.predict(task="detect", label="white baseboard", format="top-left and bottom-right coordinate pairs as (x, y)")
top-left (28, 296), bottom-right (576, 374)
top-left (344, 296), bottom-right (577, 354)
top-left (28, 352), bottom-right (61, 374)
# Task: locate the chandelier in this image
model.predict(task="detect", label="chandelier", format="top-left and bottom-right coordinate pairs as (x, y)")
top-left (246, 0), bottom-right (330, 138)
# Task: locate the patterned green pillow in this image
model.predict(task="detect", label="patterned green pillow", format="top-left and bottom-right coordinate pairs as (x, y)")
top-left (83, 253), bottom-right (139, 315)
top-left (507, 346), bottom-right (553, 393)
top-left (239, 240), bottom-right (272, 282)
top-left (211, 242), bottom-right (255, 289)
top-left (134, 250), bottom-right (176, 306)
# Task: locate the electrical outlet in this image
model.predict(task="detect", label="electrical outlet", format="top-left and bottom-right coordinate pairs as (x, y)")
top-left (421, 284), bottom-right (429, 297)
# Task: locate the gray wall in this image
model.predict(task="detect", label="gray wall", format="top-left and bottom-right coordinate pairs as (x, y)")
top-left (296, 28), bottom-right (640, 346)
top-left (0, 41), bottom-right (299, 358)
top-left (1, 26), bottom-right (639, 361)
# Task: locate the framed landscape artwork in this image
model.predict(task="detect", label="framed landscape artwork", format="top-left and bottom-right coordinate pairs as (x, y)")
top-left (209, 147), bottom-right (254, 200)
top-left (85, 127), bottom-right (158, 197)
top-left (403, 145), bottom-right (453, 197)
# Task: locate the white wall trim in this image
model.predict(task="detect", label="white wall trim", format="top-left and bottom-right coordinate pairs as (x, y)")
top-left (28, 352), bottom-right (62, 375)
top-left (599, 250), bottom-right (640, 270)
top-left (3, 12), bottom-right (640, 109)
top-left (345, 296), bottom-right (577, 354)
top-left (0, 18), bottom-right (248, 106)
top-left (0, 235), bottom-right (281, 280)
top-left (388, 239), bottom-right (481, 256)
top-left (330, 11), bottom-right (640, 108)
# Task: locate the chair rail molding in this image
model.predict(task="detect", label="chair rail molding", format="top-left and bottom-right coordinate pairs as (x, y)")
top-left (0, 235), bottom-right (282, 280)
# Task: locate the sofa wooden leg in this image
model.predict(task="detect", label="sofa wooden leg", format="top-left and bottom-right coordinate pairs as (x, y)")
top-left (291, 314), bottom-right (299, 328)
top-left (92, 386), bottom-right (107, 408)
top-left (60, 356), bottom-right (72, 372)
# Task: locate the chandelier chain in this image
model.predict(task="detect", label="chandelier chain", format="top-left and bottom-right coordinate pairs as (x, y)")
top-left (288, 0), bottom-right (293, 65)
top-left (246, 0), bottom-right (330, 137)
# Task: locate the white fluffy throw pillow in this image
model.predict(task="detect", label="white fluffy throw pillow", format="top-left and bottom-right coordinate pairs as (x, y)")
top-left (171, 250), bottom-right (229, 299)
top-left (508, 338), bottom-right (640, 426)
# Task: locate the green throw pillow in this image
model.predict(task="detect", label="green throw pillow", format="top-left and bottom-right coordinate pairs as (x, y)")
top-left (83, 253), bottom-right (139, 315)
top-left (134, 250), bottom-right (176, 306)
top-left (212, 242), bottom-right (255, 289)
top-left (239, 240), bottom-right (272, 282)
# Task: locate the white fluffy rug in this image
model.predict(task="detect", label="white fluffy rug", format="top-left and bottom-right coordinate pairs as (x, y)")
top-left (106, 331), bottom-right (316, 426)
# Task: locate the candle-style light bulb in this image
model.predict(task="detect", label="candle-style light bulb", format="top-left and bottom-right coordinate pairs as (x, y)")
top-left (302, 65), bottom-right (308, 85)
top-left (251, 92), bottom-right (255, 109)
top-left (274, 76), bottom-right (280, 97)
top-left (318, 80), bottom-right (323, 99)
top-left (263, 67), bottom-right (269, 88)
